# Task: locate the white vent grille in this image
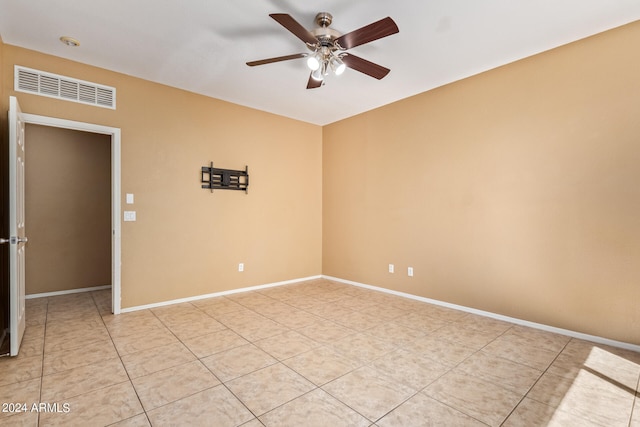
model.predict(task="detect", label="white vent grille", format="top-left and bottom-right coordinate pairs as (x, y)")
top-left (15, 66), bottom-right (116, 109)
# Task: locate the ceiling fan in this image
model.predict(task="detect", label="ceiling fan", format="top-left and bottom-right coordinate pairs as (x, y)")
top-left (246, 12), bottom-right (399, 89)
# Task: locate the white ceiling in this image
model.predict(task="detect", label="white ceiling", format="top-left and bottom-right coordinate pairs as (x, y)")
top-left (1, 1), bottom-right (639, 125)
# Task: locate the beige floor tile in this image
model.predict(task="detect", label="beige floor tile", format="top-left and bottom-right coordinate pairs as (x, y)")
top-left (214, 309), bottom-right (268, 329)
top-left (371, 348), bottom-right (449, 391)
top-left (284, 346), bottom-right (362, 386)
top-left (306, 303), bottom-right (354, 320)
top-left (18, 338), bottom-right (44, 358)
top-left (392, 311), bottom-right (450, 334)
top-left (108, 413), bottom-right (151, 427)
top-left (359, 302), bottom-right (409, 320)
top-left (226, 291), bottom-right (275, 309)
top-left (41, 357), bottom-right (128, 401)
top-left (110, 326), bottom-right (178, 356)
top-left (0, 410), bottom-right (39, 426)
top-left (267, 309), bottom-right (323, 330)
top-left (43, 338), bottom-right (119, 375)
top-left (25, 304), bottom-right (47, 327)
top-left (430, 323), bottom-right (504, 350)
top-left (415, 304), bottom-right (469, 322)
top-left (508, 325), bottom-right (571, 353)
top-left (527, 370), bottom-right (635, 426)
top-left (378, 393), bottom-right (485, 427)
top-left (631, 398), bottom-right (640, 427)
top-left (230, 318), bottom-right (290, 342)
top-left (364, 321), bottom-right (428, 347)
top-left (181, 328), bottom-right (248, 358)
top-left (251, 300), bottom-right (297, 318)
top-left (322, 365), bottom-right (417, 422)
top-left (259, 388), bottom-right (370, 427)
top-left (147, 385), bottom-right (254, 427)
top-left (408, 335), bottom-right (477, 368)
top-left (454, 313), bottom-right (513, 335)
top-left (332, 295), bottom-right (382, 312)
top-left (456, 351), bottom-right (542, 395)
top-left (297, 319), bottom-right (355, 344)
top-left (254, 330), bottom-right (320, 360)
top-left (38, 381), bottom-right (143, 427)
top-left (22, 325), bottom-right (45, 342)
top-left (103, 312), bottom-right (166, 339)
top-left (132, 360), bottom-right (220, 410)
top-left (45, 307), bottom-right (101, 324)
top-left (201, 343), bottom-right (277, 382)
top-left (503, 397), bottom-right (602, 427)
top-left (0, 354), bottom-right (43, 387)
top-left (0, 378), bottom-right (41, 420)
top-left (150, 302), bottom-right (199, 319)
top-left (198, 298), bottom-right (246, 317)
top-left (121, 341), bottom-right (196, 378)
top-left (547, 340), bottom-right (640, 391)
top-left (481, 333), bottom-right (560, 371)
top-left (424, 370), bottom-right (522, 426)
top-left (332, 310), bottom-right (386, 331)
top-left (329, 333), bottom-right (396, 365)
top-left (6, 281), bottom-right (637, 427)
top-left (44, 324), bottom-right (111, 354)
top-left (226, 363), bottom-right (315, 416)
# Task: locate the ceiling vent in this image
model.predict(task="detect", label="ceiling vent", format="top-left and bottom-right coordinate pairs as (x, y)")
top-left (14, 65), bottom-right (116, 109)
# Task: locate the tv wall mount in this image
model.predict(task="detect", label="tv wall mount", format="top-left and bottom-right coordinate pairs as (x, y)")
top-left (201, 163), bottom-right (249, 193)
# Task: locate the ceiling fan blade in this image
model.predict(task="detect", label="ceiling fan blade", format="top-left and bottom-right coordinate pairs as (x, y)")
top-left (246, 53), bottom-right (307, 67)
top-left (306, 73), bottom-right (323, 89)
top-left (335, 17), bottom-right (399, 50)
top-left (269, 13), bottom-right (318, 46)
top-left (341, 54), bottom-right (390, 80)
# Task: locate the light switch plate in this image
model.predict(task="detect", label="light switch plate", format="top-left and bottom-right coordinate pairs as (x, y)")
top-left (126, 193), bottom-right (134, 204)
top-left (124, 211), bottom-right (136, 222)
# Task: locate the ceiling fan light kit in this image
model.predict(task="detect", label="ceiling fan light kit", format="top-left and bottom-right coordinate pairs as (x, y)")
top-left (247, 12), bottom-right (399, 89)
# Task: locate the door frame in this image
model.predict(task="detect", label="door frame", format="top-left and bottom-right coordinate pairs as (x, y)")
top-left (22, 113), bottom-right (122, 314)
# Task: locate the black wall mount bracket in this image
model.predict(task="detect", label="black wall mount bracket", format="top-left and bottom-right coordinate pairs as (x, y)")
top-left (201, 163), bottom-right (249, 193)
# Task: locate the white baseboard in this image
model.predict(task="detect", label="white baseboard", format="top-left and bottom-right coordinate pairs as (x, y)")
top-left (323, 275), bottom-right (640, 353)
top-left (121, 275), bottom-right (323, 313)
top-left (26, 285), bottom-right (111, 299)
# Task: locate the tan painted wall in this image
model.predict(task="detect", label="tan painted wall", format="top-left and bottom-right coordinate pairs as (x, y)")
top-left (24, 124), bottom-right (111, 294)
top-left (323, 22), bottom-right (640, 344)
top-left (1, 45), bottom-right (323, 308)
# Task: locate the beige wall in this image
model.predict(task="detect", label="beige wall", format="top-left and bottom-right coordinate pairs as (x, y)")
top-left (24, 124), bottom-right (111, 294)
top-left (1, 44), bottom-right (323, 308)
top-left (323, 21), bottom-right (640, 344)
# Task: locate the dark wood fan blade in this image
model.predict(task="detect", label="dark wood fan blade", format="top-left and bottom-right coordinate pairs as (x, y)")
top-left (306, 73), bottom-right (323, 89)
top-left (270, 13), bottom-right (318, 45)
top-left (335, 17), bottom-right (399, 50)
top-left (341, 54), bottom-right (390, 80)
top-left (246, 53), bottom-right (307, 67)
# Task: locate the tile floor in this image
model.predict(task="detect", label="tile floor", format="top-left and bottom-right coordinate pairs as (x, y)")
top-left (1, 278), bottom-right (639, 426)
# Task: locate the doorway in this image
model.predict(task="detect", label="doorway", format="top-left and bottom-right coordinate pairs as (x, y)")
top-left (20, 113), bottom-right (121, 314)
top-left (25, 125), bottom-right (111, 299)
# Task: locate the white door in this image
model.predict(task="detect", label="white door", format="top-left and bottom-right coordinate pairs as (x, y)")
top-left (7, 96), bottom-right (27, 356)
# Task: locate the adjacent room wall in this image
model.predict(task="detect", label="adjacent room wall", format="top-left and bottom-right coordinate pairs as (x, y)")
top-left (24, 124), bottom-right (111, 295)
top-left (323, 21), bottom-right (640, 344)
top-left (1, 44), bottom-right (323, 308)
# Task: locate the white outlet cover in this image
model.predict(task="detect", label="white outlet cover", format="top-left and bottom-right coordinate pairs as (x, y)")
top-left (388, 264), bottom-right (394, 273)
top-left (123, 211), bottom-right (136, 221)
top-left (126, 193), bottom-right (134, 204)
top-left (408, 267), bottom-right (414, 277)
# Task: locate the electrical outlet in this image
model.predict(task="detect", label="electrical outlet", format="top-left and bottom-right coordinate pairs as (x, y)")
top-left (238, 263), bottom-right (244, 272)
top-left (388, 264), bottom-right (394, 273)
top-left (408, 267), bottom-right (414, 277)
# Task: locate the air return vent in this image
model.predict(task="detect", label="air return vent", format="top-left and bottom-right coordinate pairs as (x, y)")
top-left (14, 66), bottom-right (116, 109)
